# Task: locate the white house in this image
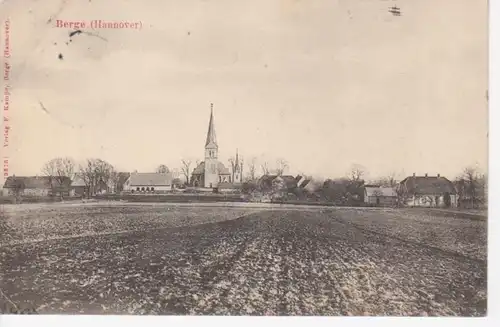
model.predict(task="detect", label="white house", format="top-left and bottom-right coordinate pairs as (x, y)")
top-left (398, 173), bottom-right (458, 208)
top-left (123, 172), bottom-right (173, 193)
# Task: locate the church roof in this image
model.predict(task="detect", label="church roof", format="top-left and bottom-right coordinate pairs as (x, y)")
top-left (192, 161), bottom-right (231, 175)
top-left (205, 104), bottom-right (217, 148)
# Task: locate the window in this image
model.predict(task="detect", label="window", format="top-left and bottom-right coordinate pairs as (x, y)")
top-left (151, 187), bottom-right (155, 191)
top-left (136, 187), bottom-right (140, 191)
top-left (146, 187), bottom-right (150, 191)
top-left (141, 187), bottom-right (145, 191)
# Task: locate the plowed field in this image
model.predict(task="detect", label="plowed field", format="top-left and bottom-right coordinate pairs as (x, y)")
top-left (0, 203), bottom-right (487, 316)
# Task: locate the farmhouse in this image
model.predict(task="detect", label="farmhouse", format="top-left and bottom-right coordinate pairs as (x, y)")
top-left (190, 104), bottom-right (242, 188)
top-left (123, 172), bottom-right (173, 193)
top-left (398, 173), bottom-right (458, 208)
top-left (2, 175), bottom-right (71, 197)
top-left (364, 186), bottom-right (397, 206)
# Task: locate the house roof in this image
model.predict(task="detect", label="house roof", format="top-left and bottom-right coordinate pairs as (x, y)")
top-left (192, 161), bottom-right (231, 175)
top-left (279, 175), bottom-right (298, 189)
top-left (3, 176), bottom-right (71, 189)
top-left (400, 175), bottom-right (456, 195)
top-left (129, 172), bottom-right (173, 186)
top-left (299, 179), bottom-right (311, 188)
top-left (365, 186), bottom-right (397, 197)
top-left (304, 179), bottom-right (324, 191)
top-left (71, 175), bottom-right (86, 187)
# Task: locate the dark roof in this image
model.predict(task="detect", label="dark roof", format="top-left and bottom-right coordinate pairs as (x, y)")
top-left (280, 175), bottom-right (298, 189)
top-left (400, 176), bottom-right (456, 195)
top-left (117, 172), bottom-right (131, 184)
top-left (71, 175), bottom-right (86, 187)
top-left (299, 179), bottom-right (311, 188)
top-left (3, 176), bottom-right (71, 189)
top-left (129, 172), bottom-right (172, 186)
top-left (192, 161), bottom-right (231, 175)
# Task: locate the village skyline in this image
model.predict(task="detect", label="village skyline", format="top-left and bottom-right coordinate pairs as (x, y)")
top-left (0, 103), bottom-right (487, 186)
top-left (0, 103), bottom-right (488, 185)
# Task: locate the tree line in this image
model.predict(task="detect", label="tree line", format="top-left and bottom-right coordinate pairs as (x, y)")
top-left (5, 154), bottom-right (487, 208)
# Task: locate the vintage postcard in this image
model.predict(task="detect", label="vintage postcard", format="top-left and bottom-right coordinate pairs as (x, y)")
top-left (0, 0), bottom-right (489, 318)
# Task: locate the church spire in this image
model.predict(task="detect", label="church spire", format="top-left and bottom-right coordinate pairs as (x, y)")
top-left (205, 103), bottom-right (217, 147)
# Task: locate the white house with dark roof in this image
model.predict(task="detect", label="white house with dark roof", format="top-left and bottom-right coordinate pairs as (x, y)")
top-left (123, 172), bottom-right (173, 193)
top-left (397, 173), bottom-right (458, 208)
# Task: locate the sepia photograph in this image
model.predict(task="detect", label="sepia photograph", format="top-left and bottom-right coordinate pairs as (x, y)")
top-left (0, 0), bottom-right (490, 319)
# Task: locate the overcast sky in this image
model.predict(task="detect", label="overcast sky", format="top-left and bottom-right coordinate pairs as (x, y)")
top-left (0, 0), bottom-right (488, 182)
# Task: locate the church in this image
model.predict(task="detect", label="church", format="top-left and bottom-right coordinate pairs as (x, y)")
top-left (191, 104), bottom-right (243, 188)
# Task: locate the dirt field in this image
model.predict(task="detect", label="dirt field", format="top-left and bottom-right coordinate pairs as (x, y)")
top-left (0, 203), bottom-right (487, 316)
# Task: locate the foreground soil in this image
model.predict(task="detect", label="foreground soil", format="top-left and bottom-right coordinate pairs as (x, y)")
top-left (0, 204), bottom-right (487, 316)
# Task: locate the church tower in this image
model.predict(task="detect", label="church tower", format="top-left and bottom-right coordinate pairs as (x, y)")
top-left (233, 149), bottom-right (243, 184)
top-left (204, 104), bottom-right (219, 188)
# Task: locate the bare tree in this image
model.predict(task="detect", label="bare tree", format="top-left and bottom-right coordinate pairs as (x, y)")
top-left (480, 172), bottom-right (488, 206)
top-left (80, 159), bottom-right (97, 198)
top-left (348, 164), bottom-right (366, 182)
top-left (42, 157), bottom-right (76, 200)
top-left (246, 157), bottom-right (257, 181)
top-left (109, 170), bottom-right (120, 194)
top-left (156, 164), bottom-right (170, 174)
top-left (228, 157), bottom-right (236, 182)
top-left (261, 161), bottom-right (270, 176)
top-left (372, 189), bottom-right (384, 206)
top-left (93, 159), bottom-right (115, 194)
top-left (371, 172), bottom-right (398, 188)
top-left (78, 158), bottom-right (115, 197)
top-left (460, 166), bottom-right (481, 208)
top-left (275, 158), bottom-right (289, 176)
top-left (181, 159), bottom-right (192, 185)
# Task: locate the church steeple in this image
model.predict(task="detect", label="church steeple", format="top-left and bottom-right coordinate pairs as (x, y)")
top-left (205, 103), bottom-right (217, 148)
top-left (204, 103), bottom-right (219, 188)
